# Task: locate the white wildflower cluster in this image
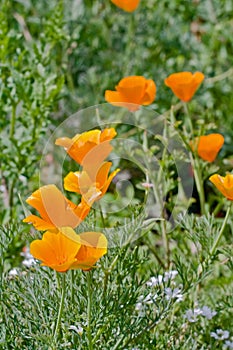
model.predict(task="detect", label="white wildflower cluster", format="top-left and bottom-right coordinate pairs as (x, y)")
top-left (8, 246), bottom-right (36, 278)
top-left (164, 287), bottom-right (183, 302)
top-left (211, 329), bottom-right (230, 340)
top-left (8, 268), bottom-right (19, 277)
top-left (146, 270), bottom-right (178, 287)
top-left (135, 293), bottom-right (158, 313)
top-left (135, 270), bottom-right (183, 315)
top-left (210, 329), bottom-right (233, 349)
top-left (184, 306), bottom-right (217, 323)
top-left (20, 246), bottom-right (36, 268)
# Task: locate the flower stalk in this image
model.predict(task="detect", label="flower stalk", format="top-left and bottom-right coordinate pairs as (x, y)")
top-left (87, 272), bottom-right (94, 350)
top-left (53, 273), bottom-right (66, 343)
top-left (210, 202), bottom-right (232, 257)
top-left (183, 102), bottom-right (206, 215)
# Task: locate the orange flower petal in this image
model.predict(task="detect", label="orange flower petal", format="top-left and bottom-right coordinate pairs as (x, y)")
top-left (111, 0), bottom-right (140, 12)
top-left (64, 163), bottom-right (120, 203)
top-left (100, 168), bottom-right (120, 197)
top-left (73, 130), bottom-right (101, 144)
top-left (56, 128), bottom-right (116, 165)
top-left (30, 229), bottom-right (81, 272)
top-left (64, 172), bottom-right (84, 194)
top-left (116, 76), bottom-right (146, 103)
top-left (95, 162), bottom-right (113, 188)
top-left (141, 79), bottom-right (157, 105)
top-left (23, 214), bottom-right (56, 231)
top-left (197, 134), bottom-right (224, 162)
top-left (71, 232), bottom-right (107, 270)
top-left (164, 71), bottom-right (205, 102)
top-left (209, 173), bottom-right (233, 200)
top-left (105, 76), bottom-right (156, 111)
top-left (100, 128), bottom-right (117, 142)
top-left (105, 90), bottom-right (140, 111)
top-left (23, 185), bottom-right (90, 230)
top-left (82, 142), bottom-right (114, 170)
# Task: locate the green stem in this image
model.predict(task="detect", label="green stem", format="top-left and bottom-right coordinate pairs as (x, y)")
top-left (55, 271), bottom-right (60, 290)
top-left (87, 272), bottom-right (93, 350)
top-left (10, 103), bottom-right (16, 139)
top-left (71, 270), bottom-right (75, 303)
top-left (9, 177), bottom-right (16, 218)
top-left (146, 240), bottom-right (166, 269)
top-left (210, 203), bottom-right (232, 256)
top-left (183, 102), bottom-right (206, 215)
top-left (98, 202), bottom-right (105, 228)
top-left (103, 254), bottom-right (119, 298)
top-left (213, 200), bottom-right (223, 216)
top-left (53, 273), bottom-right (66, 343)
top-left (192, 155), bottom-right (206, 215)
top-left (183, 102), bottom-right (193, 135)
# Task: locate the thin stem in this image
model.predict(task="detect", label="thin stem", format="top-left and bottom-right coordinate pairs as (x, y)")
top-left (184, 102), bottom-right (206, 215)
top-left (10, 103), bottom-right (16, 139)
top-left (146, 241), bottom-right (166, 269)
top-left (53, 273), bottom-right (66, 342)
top-left (183, 102), bottom-right (193, 135)
top-left (98, 202), bottom-right (106, 228)
top-left (9, 177), bottom-right (16, 218)
top-left (213, 200), bottom-right (224, 216)
top-left (103, 254), bottom-right (119, 297)
top-left (55, 271), bottom-right (60, 290)
top-left (71, 270), bottom-right (75, 303)
top-left (192, 154), bottom-right (206, 215)
top-left (205, 67), bottom-right (233, 84)
top-left (161, 219), bottom-right (170, 268)
top-left (210, 202), bottom-right (232, 256)
top-left (86, 272), bottom-right (93, 350)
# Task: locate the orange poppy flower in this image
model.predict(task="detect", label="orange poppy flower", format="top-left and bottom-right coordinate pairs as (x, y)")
top-left (23, 185), bottom-right (91, 230)
top-left (72, 231), bottom-right (108, 271)
top-left (105, 76), bottom-right (156, 112)
top-left (164, 71), bottom-right (204, 102)
top-left (30, 228), bottom-right (81, 272)
top-left (30, 228), bottom-right (107, 272)
top-left (55, 128), bottom-right (117, 166)
top-left (64, 162), bottom-right (120, 205)
top-left (209, 173), bottom-right (233, 200)
top-left (111, 0), bottom-right (140, 12)
top-left (191, 133), bottom-right (224, 162)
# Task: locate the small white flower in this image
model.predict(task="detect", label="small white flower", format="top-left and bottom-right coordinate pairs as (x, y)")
top-left (22, 258), bottom-right (36, 268)
top-left (164, 287), bottom-right (183, 302)
top-left (225, 340), bottom-right (233, 349)
top-left (8, 268), bottom-right (19, 277)
top-left (201, 306), bottom-right (217, 320)
top-left (146, 275), bottom-right (163, 287)
top-left (211, 329), bottom-right (230, 340)
top-left (184, 308), bottom-right (202, 323)
top-left (135, 302), bottom-right (143, 311)
top-left (164, 270), bottom-right (178, 281)
top-left (69, 325), bottom-right (83, 336)
top-left (146, 270), bottom-right (178, 287)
